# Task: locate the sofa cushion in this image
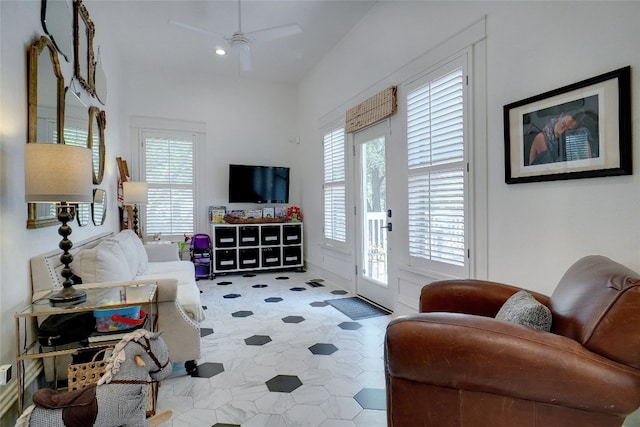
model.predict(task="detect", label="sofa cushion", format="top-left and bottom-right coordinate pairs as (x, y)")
top-left (108, 230), bottom-right (149, 277)
top-left (495, 290), bottom-right (552, 331)
top-left (72, 240), bottom-right (133, 283)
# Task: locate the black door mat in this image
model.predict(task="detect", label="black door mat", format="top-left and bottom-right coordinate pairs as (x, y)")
top-left (325, 297), bottom-right (391, 320)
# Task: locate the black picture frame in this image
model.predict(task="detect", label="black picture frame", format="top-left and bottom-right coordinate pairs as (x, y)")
top-left (504, 66), bottom-right (631, 184)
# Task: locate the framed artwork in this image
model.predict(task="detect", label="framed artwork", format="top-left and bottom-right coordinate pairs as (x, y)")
top-left (504, 66), bottom-right (631, 184)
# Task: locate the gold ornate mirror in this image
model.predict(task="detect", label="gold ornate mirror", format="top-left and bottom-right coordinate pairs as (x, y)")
top-left (88, 106), bottom-right (105, 184)
top-left (92, 188), bottom-right (106, 226)
top-left (73, 0), bottom-right (95, 95)
top-left (27, 36), bottom-right (65, 229)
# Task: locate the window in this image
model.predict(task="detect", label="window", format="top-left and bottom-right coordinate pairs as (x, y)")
top-left (406, 58), bottom-right (468, 276)
top-left (323, 127), bottom-right (346, 243)
top-left (142, 130), bottom-right (196, 237)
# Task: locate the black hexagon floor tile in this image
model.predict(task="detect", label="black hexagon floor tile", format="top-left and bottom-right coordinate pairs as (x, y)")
top-left (217, 281), bottom-right (232, 286)
top-left (212, 424), bottom-right (240, 427)
top-left (266, 374), bottom-right (302, 393)
top-left (282, 315), bottom-right (305, 324)
top-left (275, 276), bottom-right (289, 280)
top-left (244, 335), bottom-right (272, 346)
top-left (190, 362), bottom-right (224, 379)
top-left (223, 293), bottom-right (241, 299)
top-left (252, 284), bottom-right (268, 288)
top-left (354, 388), bottom-right (386, 410)
top-left (242, 273), bottom-right (256, 277)
top-left (200, 327), bottom-right (214, 337)
top-left (265, 297), bottom-right (283, 303)
top-left (331, 290), bottom-right (348, 295)
top-left (338, 321), bottom-right (363, 330)
top-left (232, 310), bottom-right (253, 318)
top-left (310, 301), bottom-right (329, 307)
top-left (308, 343), bottom-right (338, 355)
top-left (290, 287), bottom-right (306, 292)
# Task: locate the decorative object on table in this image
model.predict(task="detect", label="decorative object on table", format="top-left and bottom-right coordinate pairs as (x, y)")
top-left (245, 209), bottom-right (263, 219)
top-left (287, 206), bottom-right (302, 222)
top-left (123, 181), bottom-right (148, 238)
top-left (275, 206), bottom-right (288, 219)
top-left (15, 329), bottom-right (173, 427)
top-left (208, 205), bottom-right (226, 223)
top-left (504, 66), bottom-right (631, 184)
top-left (24, 143), bottom-right (93, 306)
top-left (262, 207), bottom-right (275, 219)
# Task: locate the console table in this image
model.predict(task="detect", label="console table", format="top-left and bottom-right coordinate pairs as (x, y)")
top-left (15, 283), bottom-right (157, 411)
top-left (211, 222), bottom-right (303, 276)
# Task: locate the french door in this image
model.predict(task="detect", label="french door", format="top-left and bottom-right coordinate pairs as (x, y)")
top-left (354, 121), bottom-right (393, 310)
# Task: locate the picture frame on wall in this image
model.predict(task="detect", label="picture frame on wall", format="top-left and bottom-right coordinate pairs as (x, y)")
top-left (503, 66), bottom-right (631, 184)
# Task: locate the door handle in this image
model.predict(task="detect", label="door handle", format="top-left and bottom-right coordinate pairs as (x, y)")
top-left (380, 222), bottom-right (392, 232)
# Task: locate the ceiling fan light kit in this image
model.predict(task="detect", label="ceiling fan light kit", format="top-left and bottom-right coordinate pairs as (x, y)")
top-left (169, 0), bottom-right (302, 72)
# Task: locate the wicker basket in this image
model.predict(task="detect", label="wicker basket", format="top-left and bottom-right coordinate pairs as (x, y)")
top-left (67, 348), bottom-right (108, 391)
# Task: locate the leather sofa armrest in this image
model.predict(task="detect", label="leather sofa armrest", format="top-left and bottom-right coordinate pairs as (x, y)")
top-left (420, 279), bottom-right (550, 316)
top-left (385, 313), bottom-right (640, 415)
top-left (144, 242), bottom-right (180, 262)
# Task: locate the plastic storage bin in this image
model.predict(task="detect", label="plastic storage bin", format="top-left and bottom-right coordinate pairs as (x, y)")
top-left (93, 305), bottom-right (143, 332)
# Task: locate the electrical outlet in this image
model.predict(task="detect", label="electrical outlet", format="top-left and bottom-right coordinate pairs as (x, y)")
top-left (0, 365), bottom-right (12, 385)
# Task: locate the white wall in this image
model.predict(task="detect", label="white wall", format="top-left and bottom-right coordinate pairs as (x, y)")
top-left (116, 63), bottom-right (301, 235)
top-left (298, 1), bottom-right (640, 302)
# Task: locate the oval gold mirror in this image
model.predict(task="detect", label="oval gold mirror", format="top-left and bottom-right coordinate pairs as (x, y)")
top-left (92, 188), bottom-right (106, 226)
top-left (88, 107), bottom-right (105, 184)
top-left (27, 36), bottom-right (65, 229)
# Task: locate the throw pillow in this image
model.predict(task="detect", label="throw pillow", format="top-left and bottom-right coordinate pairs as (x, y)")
top-left (72, 240), bottom-right (133, 284)
top-left (495, 290), bottom-right (552, 332)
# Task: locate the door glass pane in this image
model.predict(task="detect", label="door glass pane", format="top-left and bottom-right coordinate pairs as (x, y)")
top-left (361, 136), bottom-right (387, 284)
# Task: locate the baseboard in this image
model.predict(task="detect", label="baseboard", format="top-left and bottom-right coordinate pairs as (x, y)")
top-left (0, 360), bottom-right (42, 419)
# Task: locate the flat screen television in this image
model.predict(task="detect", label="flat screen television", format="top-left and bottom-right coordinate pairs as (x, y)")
top-left (228, 164), bottom-right (290, 204)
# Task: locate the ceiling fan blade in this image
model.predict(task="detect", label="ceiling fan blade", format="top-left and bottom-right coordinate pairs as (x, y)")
top-left (235, 46), bottom-right (252, 71)
top-left (246, 23), bottom-right (302, 43)
top-left (168, 19), bottom-right (226, 39)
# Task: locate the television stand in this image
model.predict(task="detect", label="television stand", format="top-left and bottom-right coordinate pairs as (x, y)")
top-left (211, 222), bottom-right (303, 276)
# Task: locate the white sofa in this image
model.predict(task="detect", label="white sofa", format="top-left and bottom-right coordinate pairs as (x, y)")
top-left (30, 230), bottom-right (204, 379)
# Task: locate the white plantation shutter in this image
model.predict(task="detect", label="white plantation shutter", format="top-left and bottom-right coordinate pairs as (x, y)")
top-left (323, 127), bottom-right (346, 243)
top-left (142, 131), bottom-right (195, 236)
top-left (407, 64), bottom-right (467, 272)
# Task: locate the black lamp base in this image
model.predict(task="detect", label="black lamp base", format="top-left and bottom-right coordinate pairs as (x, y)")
top-left (49, 286), bottom-right (87, 307)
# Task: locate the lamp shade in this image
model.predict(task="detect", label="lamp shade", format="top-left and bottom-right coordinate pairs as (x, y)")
top-left (123, 181), bottom-right (148, 205)
top-left (24, 143), bottom-right (93, 203)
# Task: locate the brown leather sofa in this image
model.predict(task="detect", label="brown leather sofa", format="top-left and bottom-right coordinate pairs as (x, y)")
top-left (385, 255), bottom-right (640, 427)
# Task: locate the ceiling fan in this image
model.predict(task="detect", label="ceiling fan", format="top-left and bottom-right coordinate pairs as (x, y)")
top-left (169, 0), bottom-right (302, 71)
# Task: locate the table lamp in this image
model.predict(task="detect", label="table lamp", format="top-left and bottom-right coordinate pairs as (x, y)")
top-left (123, 181), bottom-right (148, 237)
top-left (25, 143), bottom-right (93, 306)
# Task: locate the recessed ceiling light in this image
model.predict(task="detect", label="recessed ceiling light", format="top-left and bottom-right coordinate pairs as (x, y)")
top-left (215, 48), bottom-right (226, 56)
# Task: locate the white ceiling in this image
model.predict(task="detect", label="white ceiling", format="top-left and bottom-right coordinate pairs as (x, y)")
top-left (90, 0), bottom-right (377, 84)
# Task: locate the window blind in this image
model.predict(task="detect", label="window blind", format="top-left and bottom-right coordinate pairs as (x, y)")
top-left (407, 68), bottom-right (466, 268)
top-left (323, 128), bottom-right (346, 243)
top-left (143, 132), bottom-right (195, 236)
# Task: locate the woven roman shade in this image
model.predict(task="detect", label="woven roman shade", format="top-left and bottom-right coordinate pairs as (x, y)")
top-left (345, 86), bottom-right (397, 133)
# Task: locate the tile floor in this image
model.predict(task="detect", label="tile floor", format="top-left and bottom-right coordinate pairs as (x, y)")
top-left (155, 270), bottom-right (394, 427)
